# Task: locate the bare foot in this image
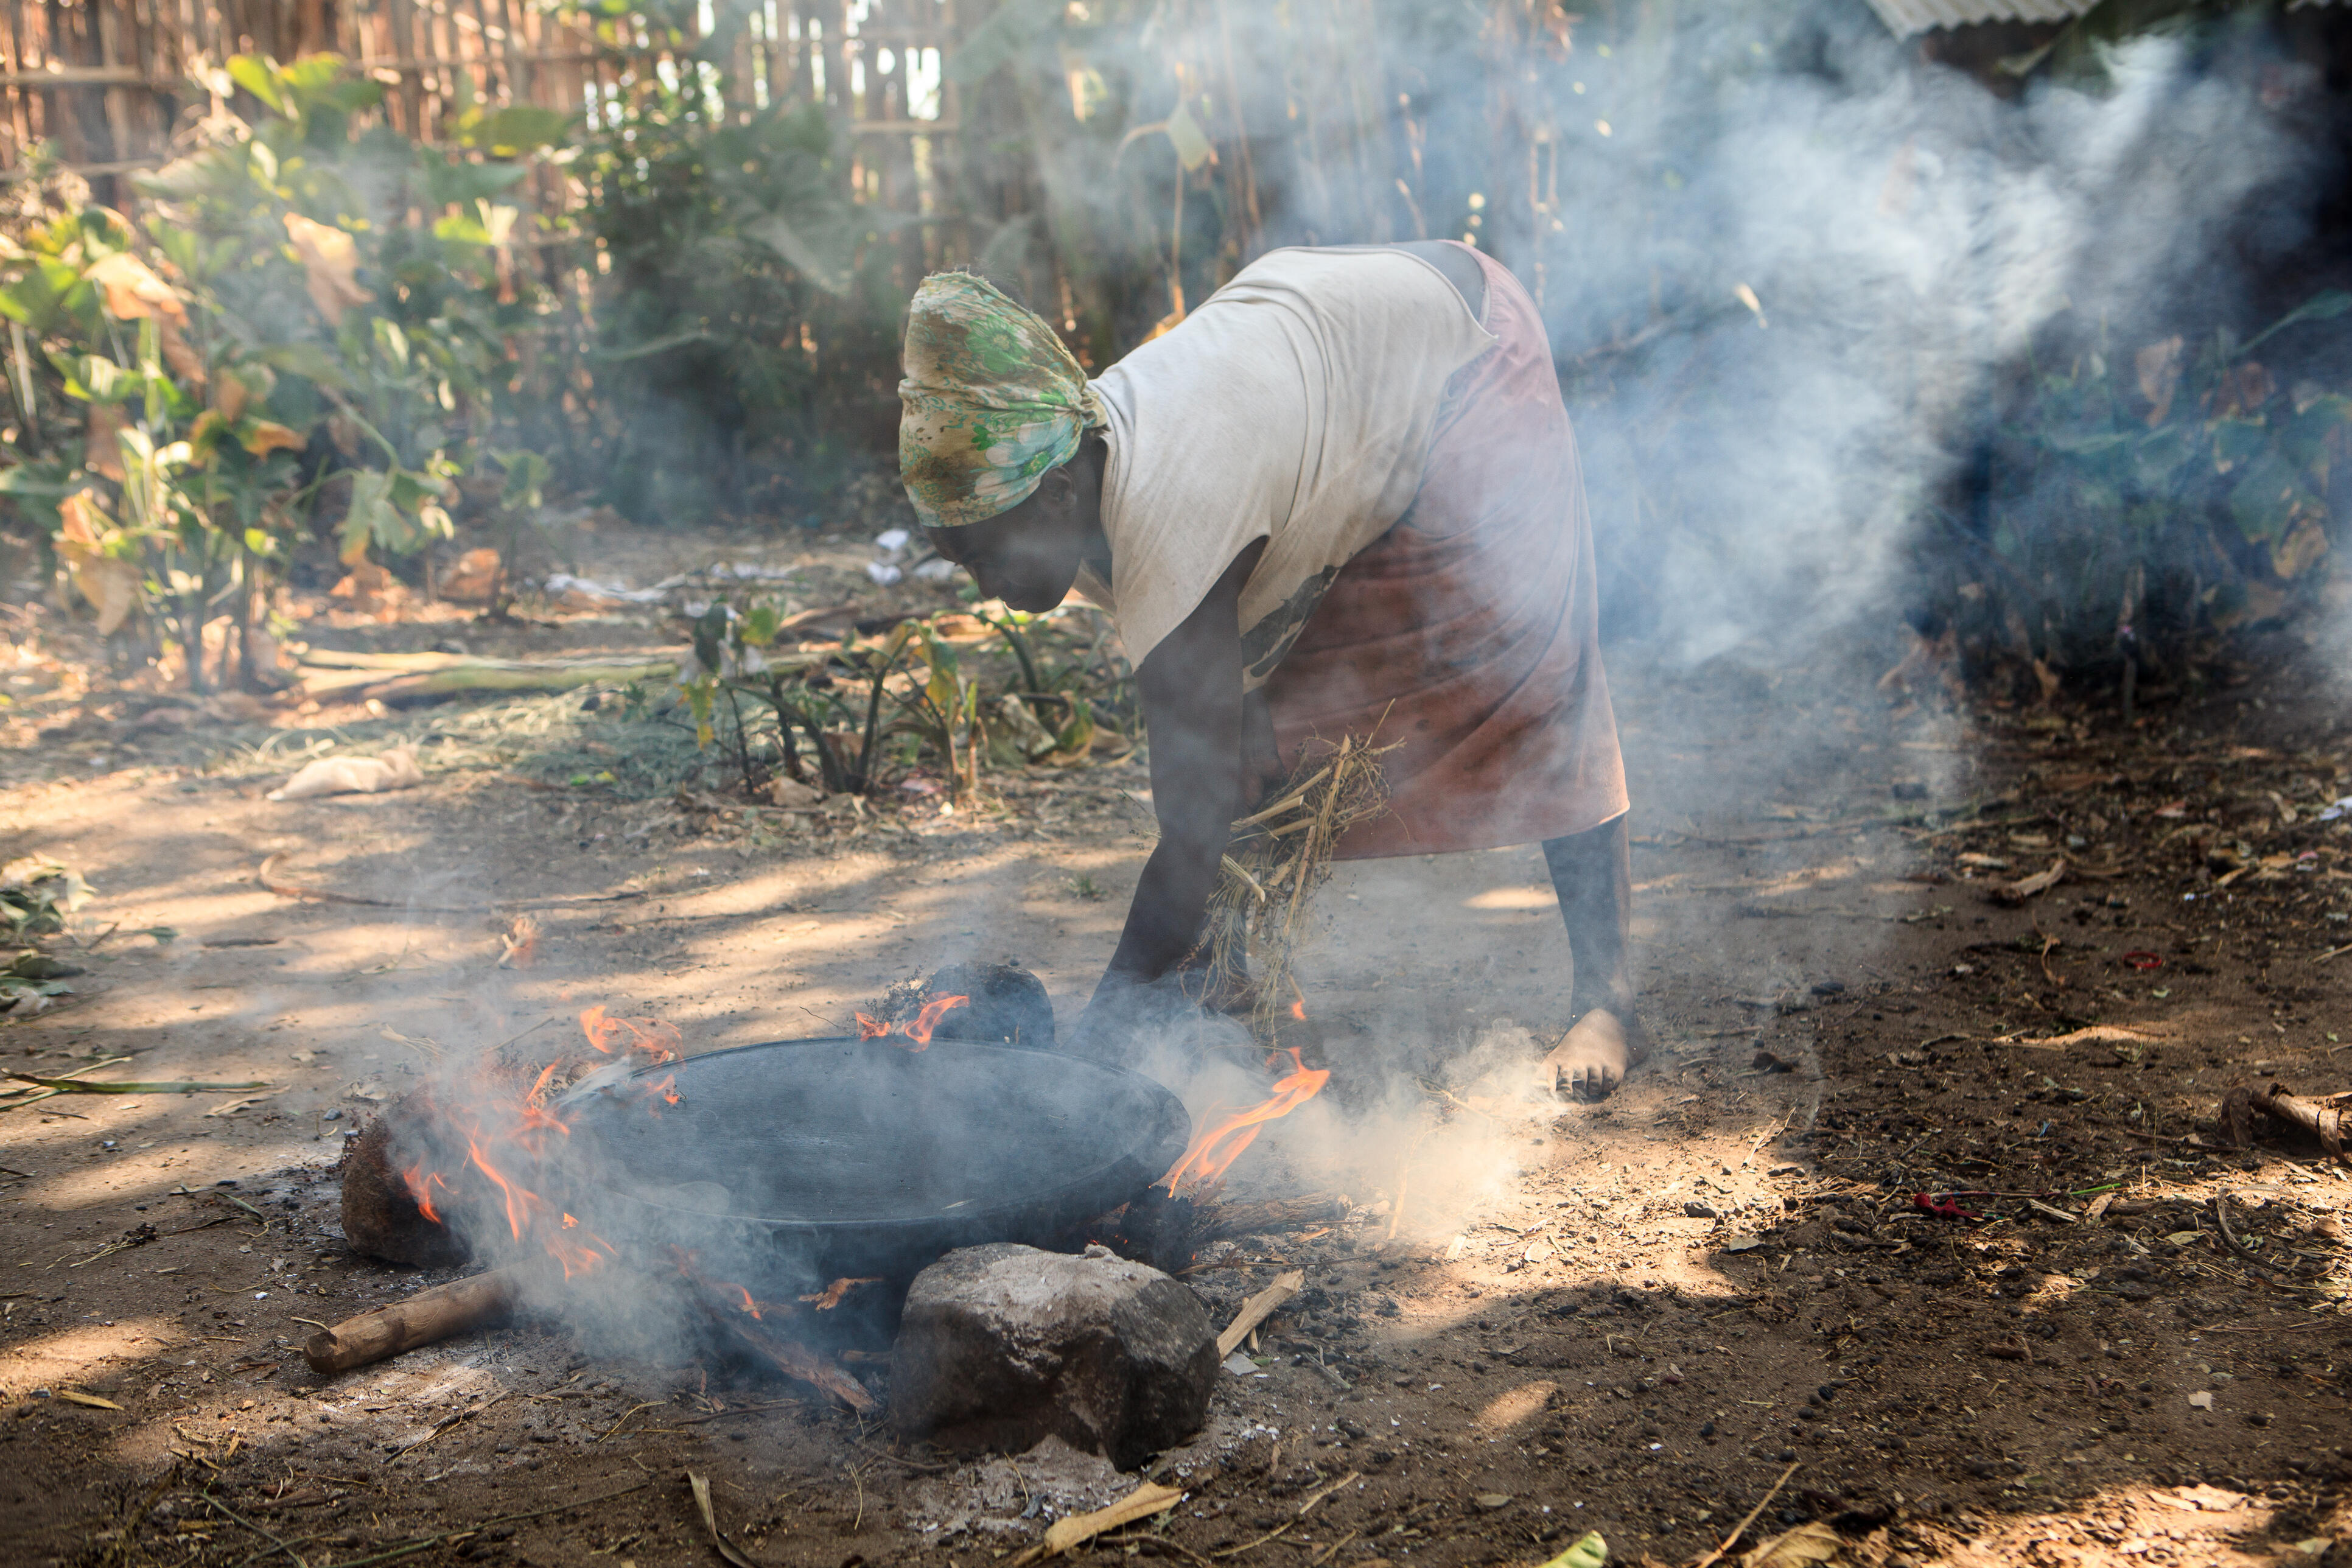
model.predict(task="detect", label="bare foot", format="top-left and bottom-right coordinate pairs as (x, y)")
top-left (1538, 1009), bottom-right (1630, 1101)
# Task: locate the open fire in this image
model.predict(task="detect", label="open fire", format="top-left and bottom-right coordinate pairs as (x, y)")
top-left (1160, 1046), bottom-right (1331, 1198)
top-left (340, 989), bottom-right (1328, 1399)
top-left (396, 1005), bottom-right (682, 1280)
top-left (389, 995), bottom-right (1326, 1262)
top-left (855, 992), bottom-right (970, 1048)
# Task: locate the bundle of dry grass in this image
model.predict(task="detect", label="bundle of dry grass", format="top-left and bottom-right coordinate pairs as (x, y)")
top-left (1200, 730), bottom-right (1398, 1040)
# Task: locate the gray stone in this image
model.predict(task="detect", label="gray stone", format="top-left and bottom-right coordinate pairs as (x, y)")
top-left (890, 1243), bottom-right (1219, 1468)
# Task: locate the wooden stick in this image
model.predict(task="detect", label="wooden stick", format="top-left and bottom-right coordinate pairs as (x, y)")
top-left (1217, 1269), bottom-right (1304, 1357)
top-left (259, 854), bottom-right (647, 912)
top-left (303, 1264), bottom-right (543, 1374)
top-left (1692, 1460), bottom-right (1802, 1568)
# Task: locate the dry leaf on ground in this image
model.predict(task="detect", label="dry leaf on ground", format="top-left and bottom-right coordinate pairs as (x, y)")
top-left (1533, 1532), bottom-right (1608, 1568)
top-left (55, 1390), bottom-right (123, 1410)
top-left (685, 1471), bottom-right (759, 1568)
top-left (1739, 1519), bottom-right (1842, 1567)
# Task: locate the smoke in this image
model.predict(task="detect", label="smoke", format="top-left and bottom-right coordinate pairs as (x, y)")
top-left (1519, 6), bottom-right (2324, 665)
top-left (335, 6), bottom-right (2348, 1370)
top-left (1122, 999), bottom-right (1582, 1248)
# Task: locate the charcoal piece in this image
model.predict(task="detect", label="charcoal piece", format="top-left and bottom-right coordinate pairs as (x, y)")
top-left (924, 962), bottom-right (1056, 1049)
top-left (889, 1242), bottom-right (1217, 1468)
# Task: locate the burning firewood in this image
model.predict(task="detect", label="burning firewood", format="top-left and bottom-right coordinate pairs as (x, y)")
top-left (1096, 1189), bottom-right (1354, 1278)
top-left (1197, 1193), bottom-right (1348, 1241)
top-left (799, 1275), bottom-right (881, 1311)
top-left (338, 1004), bottom-right (688, 1270)
top-left (855, 992), bottom-right (970, 1049)
top-left (1105, 1189), bottom-right (1347, 1273)
top-left (854, 962), bottom-right (1056, 1048)
top-left (699, 1302), bottom-right (877, 1413)
top-left (303, 1261), bottom-right (549, 1374)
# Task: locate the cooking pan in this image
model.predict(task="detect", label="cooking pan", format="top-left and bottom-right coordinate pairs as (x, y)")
top-left (560, 1037), bottom-right (1189, 1290)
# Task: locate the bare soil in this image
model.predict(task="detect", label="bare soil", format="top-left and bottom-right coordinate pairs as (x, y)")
top-left (1, 522), bottom-right (2348, 1568)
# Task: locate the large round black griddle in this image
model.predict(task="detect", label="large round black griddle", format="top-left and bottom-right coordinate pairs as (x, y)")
top-left (561, 1038), bottom-right (1189, 1288)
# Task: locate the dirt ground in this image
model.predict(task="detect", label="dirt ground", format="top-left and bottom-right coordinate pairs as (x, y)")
top-left (1, 519), bottom-right (2348, 1568)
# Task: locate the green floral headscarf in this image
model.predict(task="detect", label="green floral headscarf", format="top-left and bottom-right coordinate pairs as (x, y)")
top-left (898, 271), bottom-right (1104, 530)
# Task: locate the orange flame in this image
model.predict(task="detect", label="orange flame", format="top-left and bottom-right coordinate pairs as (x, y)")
top-left (400, 1161), bottom-right (450, 1225)
top-left (467, 1135), bottom-right (548, 1241)
top-left (579, 1005), bottom-right (682, 1063)
top-left (855, 995), bottom-right (969, 1051)
top-left (546, 1223), bottom-right (618, 1279)
top-left (1290, 999), bottom-right (1307, 1021)
top-left (1159, 1047), bottom-right (1330, 1197)
top-left (800, 1276), bottom-right (881, 1311)
top-left (668, 1246), bottom-right (765, 1318)
top-left (397, 1000), bottom-right (682, 1278)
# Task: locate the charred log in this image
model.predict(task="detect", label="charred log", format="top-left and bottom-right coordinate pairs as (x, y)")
top-left (872, 962), bottom-right (1056, 1049)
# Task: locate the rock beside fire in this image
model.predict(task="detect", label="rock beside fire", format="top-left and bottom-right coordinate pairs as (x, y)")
top-left (890, 1243), bottom-right (1217, 1469)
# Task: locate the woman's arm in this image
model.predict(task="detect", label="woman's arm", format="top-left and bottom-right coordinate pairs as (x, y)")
top-left (1088, 539), bottom-right (1265, 1003)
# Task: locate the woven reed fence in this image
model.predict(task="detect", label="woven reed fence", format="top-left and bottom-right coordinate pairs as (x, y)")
top-left (0, 0), bottom-right (959, 224)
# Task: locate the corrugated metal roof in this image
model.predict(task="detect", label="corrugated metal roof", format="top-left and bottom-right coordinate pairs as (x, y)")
top-left (1862, 0), bottom-right (2107, 35)
top-left (1865, 0), bottom-right (2338, 37)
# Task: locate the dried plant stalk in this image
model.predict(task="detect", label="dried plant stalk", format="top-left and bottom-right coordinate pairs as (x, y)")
top-left (1200, 730), bottom-right (1397, 1039)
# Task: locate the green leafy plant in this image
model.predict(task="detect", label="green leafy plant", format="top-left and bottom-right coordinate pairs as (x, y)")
top-left (667, 592), bottom-right (1135, 805)
top-left (581, 82), bottom-right (907, 524)
top-left (0, 52), bottom-right (569, 685)
top-left (1937, 290), bottom-right (2350, 693)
